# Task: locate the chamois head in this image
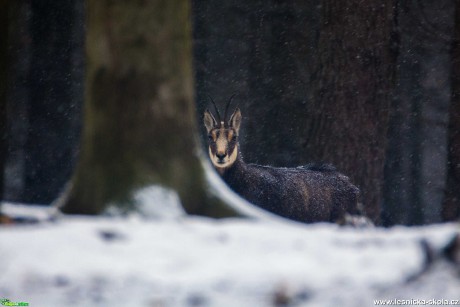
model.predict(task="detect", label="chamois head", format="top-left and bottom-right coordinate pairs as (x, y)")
top-left (203, 95), bottom-right (242, 172)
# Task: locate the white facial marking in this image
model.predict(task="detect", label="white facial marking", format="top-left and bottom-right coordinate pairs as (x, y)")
top-left (209, 145), bottom-right (238, 171)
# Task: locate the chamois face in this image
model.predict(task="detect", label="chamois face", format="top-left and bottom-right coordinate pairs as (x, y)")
top-left (204, 108), bottom-right (241, 171)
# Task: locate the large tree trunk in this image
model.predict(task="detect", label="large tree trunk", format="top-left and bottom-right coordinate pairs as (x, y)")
top-left (443, 2), bottom-right (460, 222)
top-left (306, 0), bottom-right (396, 223)
top-left (61, 0), bottom-right (242, 217)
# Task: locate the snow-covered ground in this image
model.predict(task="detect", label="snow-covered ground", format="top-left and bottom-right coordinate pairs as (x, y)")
top-left (0, 203), bottom-right (459, 307)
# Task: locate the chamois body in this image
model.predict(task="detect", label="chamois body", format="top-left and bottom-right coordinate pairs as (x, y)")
top-left (222, 156), bottom-right (359, 223)
top-left (203, 98), bottom-right (361, 223)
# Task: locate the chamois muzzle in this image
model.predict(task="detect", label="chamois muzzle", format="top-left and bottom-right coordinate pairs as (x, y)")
top-left (216, 153), bottom-right (227, 162)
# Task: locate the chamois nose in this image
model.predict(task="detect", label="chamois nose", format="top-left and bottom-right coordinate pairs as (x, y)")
top-left (216, 153), bottom-right (226, 161)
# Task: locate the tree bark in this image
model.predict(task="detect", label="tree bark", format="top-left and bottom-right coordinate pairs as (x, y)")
top-left (443, 2), bottom-right (460, 221)
top-left (61, 0), bottom-right (241, 217)
top-left (306, 0), bottom-right (396, 223)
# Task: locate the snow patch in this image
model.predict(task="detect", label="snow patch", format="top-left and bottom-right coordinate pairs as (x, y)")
top-left (1, 202), bottom-right (57, 221)
top-left (0, 204), bottom-right (459, 307)
top-left (102, 185), bottom-right (185, 219)
top-left (132, 185), bottom-right (185, 219)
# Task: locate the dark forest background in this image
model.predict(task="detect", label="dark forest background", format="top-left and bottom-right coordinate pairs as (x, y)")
top-left (2, 0), bottom-right (459, 226)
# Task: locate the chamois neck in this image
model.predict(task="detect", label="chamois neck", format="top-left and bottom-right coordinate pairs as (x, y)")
top-left (227, 150), bottom-right (246, 175)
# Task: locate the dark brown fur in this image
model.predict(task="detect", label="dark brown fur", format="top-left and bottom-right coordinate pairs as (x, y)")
top-left (222, 155), bottom-right (360, 223)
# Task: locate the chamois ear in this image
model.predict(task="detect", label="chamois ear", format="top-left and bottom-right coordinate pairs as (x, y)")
top-left (204, 109), bottom-right (217, 133)
top-left (229, 107), bottom-right (242, 134)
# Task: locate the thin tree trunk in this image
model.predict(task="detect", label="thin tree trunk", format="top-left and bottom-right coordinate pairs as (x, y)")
top-left (0, 0), bottom-right (7, 202)
top-left (23, 0), bottom-right (83, 204)
top-left (443, 2), bottom-right (460, 221)
top-left (307, 0), bottom-right (396, 223)
top-left (384, 0), bottom-right (454, 226)
top-left (3, 0), bottom-right (30, 202)
top-left (61, 0), bottom-right (242, 217)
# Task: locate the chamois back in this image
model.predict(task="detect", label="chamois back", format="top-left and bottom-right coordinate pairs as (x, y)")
top-left (222, 160), bottom-right (360, 223)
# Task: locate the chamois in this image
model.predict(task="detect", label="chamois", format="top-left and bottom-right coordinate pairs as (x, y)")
top-left (204, 96), bottom-right (362, 224)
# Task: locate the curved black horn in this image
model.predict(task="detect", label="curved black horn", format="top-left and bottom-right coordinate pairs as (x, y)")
top-left (207, 95), bottom-right (221, 124)
top-left (224, 94), bottom-right (236, 125)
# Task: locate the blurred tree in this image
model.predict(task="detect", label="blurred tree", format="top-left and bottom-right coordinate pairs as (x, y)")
top-left (61, 0), bottom-right (242, 216)
top-left (305, 0), bottom-right (396, 223)
top-left (4, 0), bottom-right (84, 204)
top-left (443, 2), bottom-right (460, 222)
top-left (0, 0), bottom-right (7, 202)
top-left (4, 0), bottom-right (31, 202)
top-left (24, 0), bottom-right (83, 204)
top-left (383, 1), bottom-right (454, 225)
top-left (193, 1), bottom-right (320, 167)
